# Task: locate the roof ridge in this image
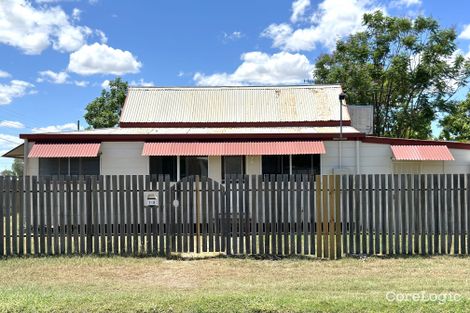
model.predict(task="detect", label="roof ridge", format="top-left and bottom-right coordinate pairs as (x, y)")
top-left (128, 84), bottom-right (342, 90)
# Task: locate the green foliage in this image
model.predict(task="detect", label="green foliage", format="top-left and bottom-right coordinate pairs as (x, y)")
top-left (84, 77), bottom-right (128, 129)
top-left (12, 158), bottom-right (23, 176)
top-left (440, 94), bottom-right (470, 141)
top-left (1, 159), bottom-right (23, 176)
top-left (1, 169), bottom-right (14, 176)
top-left (314, 11), bottom-right (470, 139)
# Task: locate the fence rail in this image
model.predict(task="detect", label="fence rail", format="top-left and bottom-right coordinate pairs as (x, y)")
top-left (1, 174), bottom-right (469, 259)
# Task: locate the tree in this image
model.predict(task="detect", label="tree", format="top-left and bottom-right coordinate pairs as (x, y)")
top-left (1, 169), bottom-right (14, 176)
top-left (1, 159), bottom-right (23, 176)
top-left (440, 94), bottom-right (470, 141)
top-left (84, 77), bottom-right (128, 128)
top-left (314, 11), bottom-right (470, 139)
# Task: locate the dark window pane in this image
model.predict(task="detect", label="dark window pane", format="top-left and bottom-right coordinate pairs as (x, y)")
top-left (81, 157), bottom-right (100, 175)
top-left (180, 156), bottom-right (208, 178)
top-left (262, 155), bottom-right (289, 175)
top-left (39, 157), bottom-right (100, 176)
top-left (59, 158), bottom-right (68, 176)
top-left (149, 156), bottom-right (177, 181)
top-left (39, 158), bottom-right (61, 176)
top-left (222, 156), bottom-right (245, 179)
top-left (70, 158), bottom-right (80, 176)
top-left (291, 154), bottom-right (321, 175)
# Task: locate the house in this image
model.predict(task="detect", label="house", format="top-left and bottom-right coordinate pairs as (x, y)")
top-left (4, 85), bottom-right (470, 179)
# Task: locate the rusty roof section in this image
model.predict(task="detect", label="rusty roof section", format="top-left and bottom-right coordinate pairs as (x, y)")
top-left (119, 85), bottom-right (350, 126)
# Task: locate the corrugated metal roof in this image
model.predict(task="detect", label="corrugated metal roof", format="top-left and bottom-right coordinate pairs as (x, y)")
top-left (28, 143), bottom-right (101, 158)
top-left (120, 85), bottom-right (350, 124)
top-left (43, 126), bottom-right (360, 135)
top-left (142, 141), bottom-right (326, 156)
top-left (391, 145), bottom-right (454, 161)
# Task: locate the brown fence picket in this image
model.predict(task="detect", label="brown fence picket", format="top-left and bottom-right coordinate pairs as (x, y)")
top-left (335, 175), bottom-right (341, 259)
top-left (309, 175), bottom-right (315, 255)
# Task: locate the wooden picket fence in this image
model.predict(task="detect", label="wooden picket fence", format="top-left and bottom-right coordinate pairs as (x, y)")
top-left (0, 174), bottom-right (469, 259)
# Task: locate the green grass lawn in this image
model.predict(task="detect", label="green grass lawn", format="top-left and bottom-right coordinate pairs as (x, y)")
top-left (0, 256), bottom-right (469, 313)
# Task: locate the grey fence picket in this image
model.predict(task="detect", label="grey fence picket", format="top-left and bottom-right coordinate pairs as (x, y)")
top-left (257, 175), bottom-right (264, 255)
top-left (1, 173), bottom-right (470, 259)
top-left (251, 175), bottom-right (257, 255)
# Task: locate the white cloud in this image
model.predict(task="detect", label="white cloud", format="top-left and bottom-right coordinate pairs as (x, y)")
top-left (0, 0), bottom-right (94, 54)
top-left (37, 70), bottom-right (69, 84)
top-left (177, 71), bottom-right (184, 77)
top-left (193, 51), bottom-right (314, 86)
top-left (35, 0), bottom-right (76, 3)
top-left (390, 0), bottom-right (422, 8)
top-left (74, 80), bottom-right (89, 87)
top-left (0, 80), bottom-right (34, 105)
top-left (72, 8), bottom-right (81, 21)
top-left (222, 31), bottom-right (244, 42)
top-left (291, 0), bottom-right (310, 23)
top-left (96, 29), bottom-right (107, 43)
top-left (262, 0), bottom-right (384, 51)
top-left (101, 79), bottom-right (110, 89)
top-left (458, 25), bottom-right (470, 40)
top-left (68, 43), bottom-right (142, 75)
top-left (0, 134), bottom-right (23, 152)
top-left (130, 78), bottom-right (154, 87)
top-left (0, 70), bottom-right (11, 78)
top-left (0, 120), bottom-right (24, 129)
top-left (32, 122), bottom-right (77, 133)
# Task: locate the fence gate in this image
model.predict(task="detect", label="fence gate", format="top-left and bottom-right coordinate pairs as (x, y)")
top-left (167, 176), bottom-right (225, 255)
top-left (164, 175), bottom-right (342, 259)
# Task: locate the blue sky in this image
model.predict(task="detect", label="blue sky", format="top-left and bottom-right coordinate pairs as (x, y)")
top-left (1, 0), bottom-right (470, 170)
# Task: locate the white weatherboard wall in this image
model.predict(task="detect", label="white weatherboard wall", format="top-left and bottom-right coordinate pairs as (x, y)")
top-left (321, 141), bottom-right (395, 175)
top-left (26, 142), bottom-right (39, 176)
top-left (246, 156), bottom-right (262, 175)
top-left (208, 156), bottom-right (222, 182)
top-left (444, 149), bottom-right (470, 173)
top-left (100, 142), bottom-right (148, 175)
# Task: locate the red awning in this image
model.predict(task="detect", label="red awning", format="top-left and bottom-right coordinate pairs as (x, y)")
top-left (142, 141), bottom-right (326, 156)
top-left (391, 145), bottom-right (454, 161)
top-left (28, 143), bottom-right (101, 158)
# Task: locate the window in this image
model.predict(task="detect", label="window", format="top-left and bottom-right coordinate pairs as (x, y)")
top-left (262, 155), bottom-right (290, 175)
top-left (292, 154), bottom-right (321, 175)
top-left (262, 154), bottom-right (321, 175)
top-left (39, 157), bottom-right (100, 176)
top-left (222, 156), bottom-right (245, 179)
top-left (149, 156), bottom-right (177, 181)
top-left (180, 156), bottom-right (208, 178)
